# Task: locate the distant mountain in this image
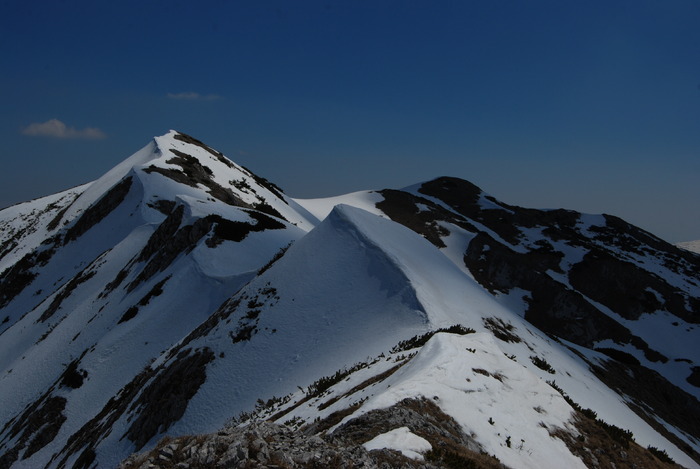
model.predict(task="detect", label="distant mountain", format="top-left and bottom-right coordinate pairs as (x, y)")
top-left (0, 132), bottom-right (698, 469)
top-left (678, 240), bottom-right (700, 255)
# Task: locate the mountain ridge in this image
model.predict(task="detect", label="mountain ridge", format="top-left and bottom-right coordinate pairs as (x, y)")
top-left (0, 131), bottom-right (698, 469)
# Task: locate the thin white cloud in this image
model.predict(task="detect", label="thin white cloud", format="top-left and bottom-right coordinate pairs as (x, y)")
top-left (22, 119), bottom-right (106, 140)
top-left (167, 92), bottom-right (222, 101)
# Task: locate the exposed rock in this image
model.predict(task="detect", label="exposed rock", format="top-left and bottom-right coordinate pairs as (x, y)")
top-left (173, 131), bottom-right (234, 168)
top-left (118, 398), bottom-right (504, 469)
top-left (0, 237), bottom-right (58, 309)
top-left (688, 367), bottom-right (700, 388)
top-left (37, 266), bottom-right (96, 323)
top-left (63, 177), bottom-right (133, 244)
top-left (377, 189), bottom-right (476, 248)
top-left (124, 348), bottom-right (216, 450)
top-left (465, 232), bottom-right (628, 348)
top-left (570, 248), bottom-right (697, 323)
top-left (0, 395), bottom-right (67, 468)
top-left (49, 348), bottom-right (214, 468)
top-left (144, 153), bottom-right (247, 207)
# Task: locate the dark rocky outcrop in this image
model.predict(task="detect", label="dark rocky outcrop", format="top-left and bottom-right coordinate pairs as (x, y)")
top-left (570, 249), bottom-right (698, 323)
top-left (63, 177), bottom-right (133, 244)
top-left (173, 131), bottom-right (234, 169)
top-left (118, 398), bottom-right (504, 469)
top-left (465, 232), bottom-right (629, 348)
top-left (37, 266), bottom-right (96, 323)
top-left (0, 237), bottom-right (59, 309)
top-left (0, 395), bottom-right (67, 468)
top-left (124, 348), bottom-right (215, 450)
top-left (128, 209), bottom-right (284, 293)
top-left (376, 189), bottom-right (478, 248)
top-left (50, 347), bottom-right (214, 469)
top-left (144, 153), bottom-right (247, 207)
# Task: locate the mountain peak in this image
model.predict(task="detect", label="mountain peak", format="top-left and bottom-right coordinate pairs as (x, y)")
top-left (1, 132), bottom-right (699, 468)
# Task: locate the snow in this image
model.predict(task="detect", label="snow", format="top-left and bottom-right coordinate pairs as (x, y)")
top-left (677, 239), bottom-right (700, 254)
top-left (362, 426), bottom-right (431, 460)
top-left (0, 184), bottom-right (89, 272)
top-left (294, 190), bottom-right (385, 220)
top-left (333, 333), bottom-right (587, 469)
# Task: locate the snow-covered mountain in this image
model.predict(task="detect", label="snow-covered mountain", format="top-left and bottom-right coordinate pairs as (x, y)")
top-left (0, 131), bottom-right (698, 469)
top-left (678, 240), bottom-right (700, 255)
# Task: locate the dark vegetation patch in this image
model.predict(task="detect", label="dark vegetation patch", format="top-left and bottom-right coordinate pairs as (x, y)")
top-left (550, 412), bottom-right (677, 469)
top-left (472, 368), bottom-right (504, 381)
top-left (647, 446), bottom-right (677, 465)
top-left (416, 176), bottom-right (699, 348)
top-left (64, 177), bottom-right (133, 244)
top-left (418, 176), bottom-right (521, 244)
top-left (252, 200), bottom-right (285, 219)
top-left (317, 362), bottom-right (407, 412)
top-left (547, 380), bottom-right (633, 447)
top-left (123, 347), bottom-right (215, 450)
top-left (231, 178), bottom-right (253, 193)
top-left (150, 148), bottom-right (290, 222)
top-left (529, 355), bottom-right (556, 374)
top-left (228, 285), bottom-right (279, 344)
top-left (588, 359), bottom-right (700, 465)
top-left (169, 149), bottom-right (214, 177)
top-left (483, 317), bottom-right (521, 343)
top-left (261, 354), bottom-right (408, 425)
top-left (390, 325), bottom-right (476, 353)
top-left (570, 248), bottom-right (698, 324)
top-left (257, 243), bottom-right (292, 275)
top-left (306, 361), bottom-right (377, 399)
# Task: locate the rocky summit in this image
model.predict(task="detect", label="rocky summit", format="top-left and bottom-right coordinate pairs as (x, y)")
top-left (0, 131), bottom-right (698, 469)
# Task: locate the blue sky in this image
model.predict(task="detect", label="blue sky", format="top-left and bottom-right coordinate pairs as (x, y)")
top-left (1, 1), bottom-right (698, 242)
